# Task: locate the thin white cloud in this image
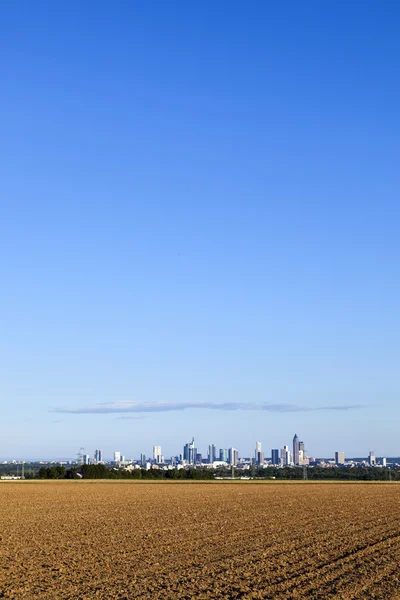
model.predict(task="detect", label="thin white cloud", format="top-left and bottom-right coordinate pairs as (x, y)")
top-left (50, 401), bottom-right (362, 415)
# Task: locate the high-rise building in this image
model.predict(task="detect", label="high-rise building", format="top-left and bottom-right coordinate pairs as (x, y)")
top-left (114, 451), bottom-right (121, 463)
top-left (293, 434), bottom-right (300, 466)
top-left (219, 448), bottom-right (228, 462)
top-left (98, 449), bottom-right (103, 463)
top-left (83, 454), bottom-right (90, 465)
top-left (183, 438), bottom-right (196, 465)
top-left (368, 451), bottom-right (376, 466)
top-left (382, 457), bottom-right (387, 467)
top-left (208, 444), bottom-right (217, 464)
top-left (228, 448), bottom-right (239, 465)
top-left (153, 446), bottom-right (162, 462)
top-left (255, 441), bottom-right (262, 460)
top-left (271, 449), bottom-right (280, 465)
top-left (140, 453), bottom-right (146, 466)
top-left (282, 445), bottom-right (291, 466)
top-left (94, 450), bottom-right (99, 463)
top-left (256, 451), bottom-right (265, 466)
top-left (335, 451), bottom-right (345, 465)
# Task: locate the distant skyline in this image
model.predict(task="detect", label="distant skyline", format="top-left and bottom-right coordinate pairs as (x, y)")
top-left (1, 2), bottom-right (399, 458)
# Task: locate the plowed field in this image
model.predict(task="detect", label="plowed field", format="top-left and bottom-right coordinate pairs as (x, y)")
top-left (0, 482), bottom-right (400, 599)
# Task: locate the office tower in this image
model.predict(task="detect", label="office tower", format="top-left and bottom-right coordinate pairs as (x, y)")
top-left (153, 446), bottom-right (162, 462)
top-left (219, 448), bottom-right (228, 462)
top-left (98, 449), bottom-right (103, 463)
top-left (114, 451), bottom-right (121, 463)
top-left (293, 434), bottom-right (300, 466)
top-left (382, 457), bottom-right (387, 467)
top-left (335, 451), bottom-right (345, 465)
top-left (208, 444), bottom-right (217, 464)
top-left (271, 449), bottom-right (280, 465)
top-left (121, 455), bottom-right (125, 463)
top-left (255, 441), bottom-right (262, 460)
top-left (94, 450), bottom-right (99, 463)
top-left (83, 454), bottom-right (90, 465)
top-left (183, 438), bottom-right (196, 465)
top-left (282, 445), bottom-right (291, 466)
top-left (256, 451), bottom-right (265, 466)
top-left (183, 442), bottom-right (189, 462)
top-left (140, 454), bottom-right (146, 466)
top-left (228, 448), bottom-right (238, 466)
top-left (211, 444), bottom-right (217, 462)
top-left (368, 451), bottom-right (376, 466)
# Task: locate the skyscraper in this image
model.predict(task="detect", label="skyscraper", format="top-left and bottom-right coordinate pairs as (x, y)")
top-left (293, 434), bottom-right (300, 466)
top-left (256, 451), bottom-right (265, 466)
top-left (271, 449), bottom-right (280, 465)
top-left (219, 448), bottom-right (228, 462)
top-left (255, 441), bottom-right (262, 460)
top-left (153, 446), bottom-right (162, 462)
top-left (228, 448), bottom-right (238, 465)
top-left (282, 445), bottom-right (291, 466)
top-left (183, 438), bottom-right (196, 465)
top-left (98, 449), bottom-right (103, 463)
top-left (335, 451), bottom-right (345, 465)
top-left (114, 451), bottom-right (121, 463)
top-left (208, 444), bottom-right (217, 464)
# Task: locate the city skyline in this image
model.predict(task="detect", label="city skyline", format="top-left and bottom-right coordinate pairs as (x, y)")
top-left (0, 431), bottom-right (393, 463)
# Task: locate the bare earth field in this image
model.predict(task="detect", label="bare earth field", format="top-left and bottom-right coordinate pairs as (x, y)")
top-left (0, 482), bottom-right (400, 599)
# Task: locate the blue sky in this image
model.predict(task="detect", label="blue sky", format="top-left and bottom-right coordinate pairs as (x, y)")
top-left (1, 1), bottom-right (399, 459)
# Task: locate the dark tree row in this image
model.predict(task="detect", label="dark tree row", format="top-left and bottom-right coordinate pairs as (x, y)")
top-left (35, 464), bottom-right (400, 481)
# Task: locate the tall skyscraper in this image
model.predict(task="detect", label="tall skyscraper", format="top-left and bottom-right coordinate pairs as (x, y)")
top-left (335, 451), bottom-right (345, 465)
top-left (183, 438), bottom-right (196, 465)
top-left (368, 451), bottom-right (376, 466)
top-left (114, 451), bottom-right (121, 463)
top-left (140, 453), bottom-right (146, 466)
top-left (208, 444), bottom-right (217, 464)
top-left (271, 449), bottom-right (280, 465)
top-left (98, 449), bottom-right (103, 463)
top-left (256, 451), bottom-right (265, 466)
top-left (228, 448), bottom-right (238, 465)
top-left (153, 446), bottom-right (162, 462)
top-left (282, 445), bottom-right (291, 466)
top-left (219, 448), bottom-right (228, 462)
top-left (255, 441), bottom-right (262, 460)
top-left (293, 434), bottom-right (300, 466)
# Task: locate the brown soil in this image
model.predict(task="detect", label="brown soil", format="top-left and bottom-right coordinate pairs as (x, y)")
top-left (0, 481), bottom-right (399, 599)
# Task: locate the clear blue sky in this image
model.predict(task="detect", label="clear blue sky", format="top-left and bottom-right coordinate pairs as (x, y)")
top-left (1, 1), bottom-right (399, 459)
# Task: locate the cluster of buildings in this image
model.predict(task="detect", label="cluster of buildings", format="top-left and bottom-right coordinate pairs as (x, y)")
top-left (25, 434), bottom-right (382, 472)
top-left (104, 434), bottom-right (365, 470)
top-left (0, 443), bottom-right (394, 473)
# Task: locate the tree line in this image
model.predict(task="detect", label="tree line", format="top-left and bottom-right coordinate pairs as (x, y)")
top-left (35, 464), bottom-right (400, 481)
